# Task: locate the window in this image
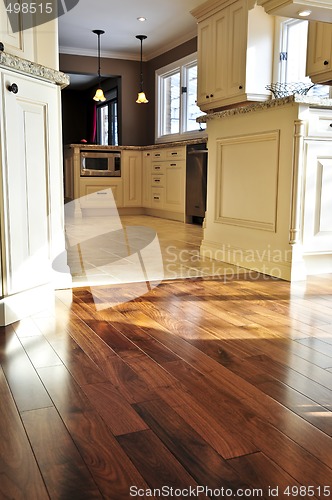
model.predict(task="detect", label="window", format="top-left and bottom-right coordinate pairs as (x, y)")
top-left (97, 88), bottom-right (119, 145)
top-left (275, 18), bottom-right (330, 98)
top-left (156, 54), bottom-right (206, 142)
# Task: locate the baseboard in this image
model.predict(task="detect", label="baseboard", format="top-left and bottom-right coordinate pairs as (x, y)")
top-left (0, 284), bottom-right (56, 326)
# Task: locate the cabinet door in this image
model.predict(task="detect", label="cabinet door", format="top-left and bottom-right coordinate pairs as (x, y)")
top-left (1, 71), bottom-right (57, 294)
top-left (227, 0), bottom-right (246, 97)
top-left (122, 151), bottom-right (142, 207)
top-left (0, 2), bottom-right (35, 60)
top-left (302, 141), bottom-right (332, 253)
top-left (197, 18), bottom-right (213, 106)
top-left (164, 161), bottom-right (185, 213)
top-left (306, 21), bottom-right (332, 79)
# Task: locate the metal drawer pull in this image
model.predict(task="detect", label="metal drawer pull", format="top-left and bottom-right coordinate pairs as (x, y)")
top-left (171, 152), bottom-right (177, 155)
top-left (170, 163), bottom-right (176, 166)
top-left (154, 179), bottom-right (160, 182)
top-left (153, 196), bottom-right (160, 200)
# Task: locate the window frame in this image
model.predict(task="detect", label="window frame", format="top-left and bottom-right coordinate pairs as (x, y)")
top-left (96, 87), bottom-right (119, 146)
top-left (155, 53), bottom-right (206, 144)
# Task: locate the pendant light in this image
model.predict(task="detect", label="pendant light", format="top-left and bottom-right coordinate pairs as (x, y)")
top-left (136, 35), bottom-right (148, 104)
top-left (92, 29), bottom-right (106, 102)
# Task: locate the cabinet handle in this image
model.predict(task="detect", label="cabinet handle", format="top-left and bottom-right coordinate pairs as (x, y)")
top-left (153, 196), bottom-right (160, 200)
top-left (330, 123), bottom-right (332, 128)
top-left (206, 95), bottom-right (209, 99)
top-left (170, 163), bottom-right (176, 166)
top-left (210, 94), bottom-right (214, 97)
top-left (8, 83), bottom-right (19, 94)
top-left (239, 85), bottom-right (243, 90)
top-left (154, 179), bottom-right (160, 182)
top-left (171, 152), bottom-right (177, 155)
top-left (324, 60), bottom-right (329, 65)
top-left (0, 42), bottom-right (4, 52)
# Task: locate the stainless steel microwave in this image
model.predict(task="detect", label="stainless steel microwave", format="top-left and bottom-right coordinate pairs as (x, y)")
top-left (80, 150), bottom-right (121, 177)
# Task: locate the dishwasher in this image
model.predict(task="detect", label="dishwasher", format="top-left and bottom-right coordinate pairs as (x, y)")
top-left (186, 143), bottom-right (208, 224)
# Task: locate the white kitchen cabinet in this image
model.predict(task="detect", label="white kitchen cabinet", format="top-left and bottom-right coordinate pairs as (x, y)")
top-left (79, 178), bottom-right (123, 208)
top-left (0, 4), bottom-right (59, 69)
top-left (142, 151), bottom-right (152, 208)
top-left (146, 146), bottom-right (186, 220)
top-left (192, 0), bottom-right (274, 111)
top-left (0, 67), bottom-right (67, 324)
top-left (122, 150), bottom-right (142, 207)
top-left (164, 160), bottom-right (185, 213)
top-left (306, 21), bottom-right (332, 85)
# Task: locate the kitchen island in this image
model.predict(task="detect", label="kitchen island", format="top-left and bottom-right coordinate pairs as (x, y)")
top-left (197, 95), bottom-right (332, 281)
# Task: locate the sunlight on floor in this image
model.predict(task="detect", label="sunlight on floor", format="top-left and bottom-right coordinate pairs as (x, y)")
top-left (65, 214), bottom-right (245, 287)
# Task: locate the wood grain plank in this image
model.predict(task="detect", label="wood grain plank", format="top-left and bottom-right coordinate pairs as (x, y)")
top-left (117, 430), bottom-right (209, 497)
top-left (37, 364), bottom-right (149, 498)
top-left (0, 365), bottom-right (49, 500)
top-left (21, 407), bottom-right (102, 499)
top-left (0, 327), bottom-right (53, 412)
top-left (81, 381), bottom-right (149, 436)
top-left (134, 398), bottom-right (250, 490)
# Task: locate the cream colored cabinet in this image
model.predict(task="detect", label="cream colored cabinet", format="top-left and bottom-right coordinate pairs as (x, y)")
top-left (306, 21), bottom-right (332, 84)
top-left (192, 0), bottom-right (274, 111)
top-left (147, 146), bottom-right (186, 219)
top-left (142, 151), bottom-right (152, 208)
top-left (164, 161), bottom-right (185, 213)
top-left (302, 109), bottom-right (332, 254)
top-left (122, 150), bottom-right (142, 207)
top-left (0, 3), bottom-right (35, 61)
top-left (0, 67), bottom-right (67, 323)
top-left (79, 178), bottom-right (123, 208)
top-left (0, 3), bottom-right (59, 69)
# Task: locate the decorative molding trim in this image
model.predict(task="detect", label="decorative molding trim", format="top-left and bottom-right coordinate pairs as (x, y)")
top-left (214, 130), bottom-right (280, 232)
top-left (0, 51), bottom-right (69, 87)
top-left (289, 120), bottom-right (305, 244)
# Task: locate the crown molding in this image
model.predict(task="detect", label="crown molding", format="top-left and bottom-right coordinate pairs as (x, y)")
top-left (59, 46), bottom-right (141, 61)
top-left (59, 29), bottom-right (197, 63)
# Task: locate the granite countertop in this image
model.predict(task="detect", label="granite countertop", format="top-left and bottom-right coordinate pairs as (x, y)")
top-left (0, 51), bottom-right (70, 88)
top-left (197, 95), bottom-right (332, 123)
top-left (66, 137), bottom-right (208, 150)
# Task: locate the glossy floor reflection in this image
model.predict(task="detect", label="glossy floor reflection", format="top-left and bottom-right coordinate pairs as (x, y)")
top-left (66, 215), bottom-right (245, 287)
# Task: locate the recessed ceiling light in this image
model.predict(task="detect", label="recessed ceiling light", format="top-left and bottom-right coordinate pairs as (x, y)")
top-left (298, 9), bottom-right (312, 16)
top-left (137, 17), bottom-right (146, 22)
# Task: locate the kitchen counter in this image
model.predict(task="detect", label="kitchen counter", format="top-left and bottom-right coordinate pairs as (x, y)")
top-left (0, 51), bottom-right (69, 88)
top-left (197, 94), bottom-right (332, 122)
top-left (65, 137), bottom-right (207, 151)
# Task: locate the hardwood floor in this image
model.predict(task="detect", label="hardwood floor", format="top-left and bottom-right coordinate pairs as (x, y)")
top-left (1, 272), bottom-right (332, 499)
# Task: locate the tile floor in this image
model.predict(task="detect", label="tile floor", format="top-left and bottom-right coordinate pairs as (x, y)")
top-left (65, 214), bottom-right (245, 287)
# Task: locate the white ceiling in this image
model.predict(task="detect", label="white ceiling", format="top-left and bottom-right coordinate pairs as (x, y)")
top-left (58, 0), bottom-right (206, 61)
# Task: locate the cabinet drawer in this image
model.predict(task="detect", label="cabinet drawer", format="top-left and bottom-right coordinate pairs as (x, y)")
top-left (151, 163), bottom-right (165, 174)
top-left (151, 150), bottom-right (165, 160)
top-left (151, 175), bottom-right (164, 187)
top-left (151, 188), bottom-right (164, 208)
top-left (165, 148), bottom-right (185, 160)
top-left (307, 110), bottom-right (332, 138)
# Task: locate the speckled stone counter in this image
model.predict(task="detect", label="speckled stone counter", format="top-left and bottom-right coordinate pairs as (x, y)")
top-left (65, 137), bottom-right (207, 151)
top-left (0, 51), bottom-right (69, 88)
top-left (197, 95), bottom-right (332, 122)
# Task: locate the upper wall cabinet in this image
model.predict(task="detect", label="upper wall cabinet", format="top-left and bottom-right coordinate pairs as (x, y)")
top-left (0, 3), bottom-right (59, 68)
top-left (306, 20), bottom-right (332, 85)
top-left (191, 0), bottom-right (274, 112)
top-left (257, 0), bottom-right (332, 23)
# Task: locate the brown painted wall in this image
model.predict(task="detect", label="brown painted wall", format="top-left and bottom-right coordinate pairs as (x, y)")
top-left (59, 37), bottom-right (197, 146)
